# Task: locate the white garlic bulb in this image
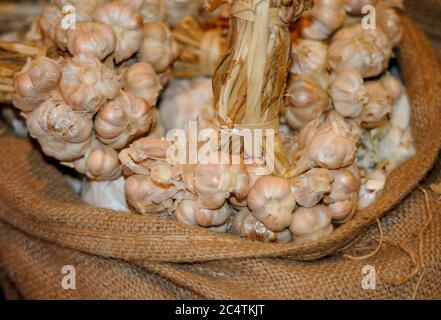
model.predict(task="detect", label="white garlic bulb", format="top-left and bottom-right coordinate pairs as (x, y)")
top-left (67, 21), bottom-right (116, 60)
top-left (290, 39), bottom-right (328, 81)
top-left (376, 0), bottom-right (403, 46)
top-left (118, 0), bottom-right (167, 23)
top-left (331, 69), bottom-right (368, 118)
top-left (81, 176), bottom-right (129, 211)
top-left (140, 22), bottom-right (180, 73)
top-left (247, 176), bottom-right (295, 232)
top-left (59, 54), bottom-right (120, 115)
top-left (95, 91), bottom-right (155, 149)
top-left (301, 0), bottom-right (347, 40)
top-left (122, 62), bottom-right (163, 106)
top-left (159, 77), bottom-right (214, 131)
top-left (26, 91), bottom-right (93, 161)
top-left (194, 201), bottom-right (232, 227)
top-left (85, 144), bottom-right (122, 180)
top-left (94, 2), bottom-right (144, 63)
top-left (232, 208), bottom-right (293, 243)
top-left (358, 81), bottom-right (393, 127)
top-left (53, 0), bottom-right (108, 20)
top-left (290, 205), bottom-right (333, 243)
top-left (12, 57), bottom-right (61, 113)
top-left (291, 168), bottom-right (333, 208)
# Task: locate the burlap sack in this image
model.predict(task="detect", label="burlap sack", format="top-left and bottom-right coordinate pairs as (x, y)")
top-left (0, 16), bottom-right (440, 299)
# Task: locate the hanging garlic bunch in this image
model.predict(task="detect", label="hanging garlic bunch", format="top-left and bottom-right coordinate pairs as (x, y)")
top-left (59, 54), bottom-right (120, 115)
top-left (118, 0), bottom-right (167, 24)
top-left (301, 0), bottom-right (347, 40)
top-left (158, 77), bottom-right (214, 131)
top-left (324, 164), bottom-right (360, 222)
top-left (232, 208), bottom-right (293, 243)
top-left (246, 176), bottom-right (296, 232)
top-left (290, 205), bottom-right (334, 243)
top-left (66, 21), bottom-right (117, 60)
top-left (291, 168), bottom-right (333, 208)
top-left (139, 22), bottom-right (180, 74)
top-left (175, 199), bottom-right (232, 232)
top-left (39, 5), bottom-right (70, 50)
top-left (26, 91), bottom-right (93, 161)
top-left (121, 62), bottom-right (163, 106)
top-left (284, 75), bottom-right (330, 130)
top-left (12, 57), bottom-right (61, 113)
top-left (94, 2), bottom-right (144, 63)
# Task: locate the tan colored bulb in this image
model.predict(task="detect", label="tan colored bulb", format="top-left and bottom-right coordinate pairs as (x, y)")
top-left (247, 176), bottom-right (295, 232)
top-left (122, 62), bottom-right (163, 106)
top-left (194, 201), bottom-right (232, 228)
top-left (95, 91), bottom-right (155, 150)
top-left (12, 57), bottom-right (61, 113)
top-left (26, 91), bottom-right (93, 161)
top-left (358, 81), bottom-right (393, 128)
top-left (289, 205), bottom-right (333, 243)
top-left (232, 208), bottom-right (293, 243)
top-left (301, 0), bottom-right (347, 40)
top-left (54, 0), bottom-right (108, 19)
top-left (118, 0), bottom-right (167, 23)
top-left (331, 69), bottom-right (368, 118)
top-left (290, 39), bottom-right (328, 79)
top-left (343, 0), bottom-right (378, 16)
top-left (94, 2), bottom-right (144, 63)
top-left (376, 1), bottom-right (403, 46)
top-left (67, 21), bottom-right (117, 60)
top-left (174, 199), bottom-right (197, 225)
top-left (328, 30), bottom-right (391, 78)
top-left (140, 22), bottom-right (180, 73)
top-left (86, 144), bottom-right (121, 181)
top-left (59, 54), bottom-right (120, 115)
top-left (291, 168), bottom-right (333, 208)
top-left (39, 5), bottom-right (70, 50)
top-left (125, 174), bottom-right (174, 214)
top-left (284, 76), bottom-right (330, 130)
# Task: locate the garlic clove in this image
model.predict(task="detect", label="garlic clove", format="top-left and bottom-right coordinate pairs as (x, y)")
top-left (289, 205), bottom-right (333, 242)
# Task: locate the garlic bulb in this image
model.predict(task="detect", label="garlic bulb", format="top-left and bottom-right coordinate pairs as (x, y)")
top-left (26, 91), bottom-right (93, 161)
top-left (284, 76), bottom-right (330, 130)
top-left (125, 174), bottom-right (174, 214)
top-left (118, 0), bottom-right (167, 23)
top-left (67, 21), bottom-right (116, 60)
top-left (94, 2), bottom-right (144, 63)
top-left (81, 176), bottom-right (129, 211)
top-left (324, 164), bottom-right (360, 222)
top-left (376, 0), bottom-right (403, 46)
top-left (159, 77), bottom-right (214, 131)
top-left (247, 176), bottom-right (295, 232)
top-left (85, 144), bottom-right (121, 180)
top-left (140, 22), bottom-right (180, 73)
top-left (232, 208), bottom-right (293, 243)
top-left (291, 168), bottom-right (333, 207)
top-left (331, 69), bottom-right (368, 118)
top-left (289, 205), bottom-right (333, 243)
top-left (194, 201), bottom-right (232, 227)
top-left (59, 54), bottom-right (120, 115)
top-left (290, 39), bottom-right (328, 80)
top-left (328, 29), bottom-right (392, 78)
top-left (95, 91), bottom-right (155, 149)
top-left (122, 62), bottom-right (162, 106)
top-left (343, 0), bottom-right (378, 16)
top-left (53, 0), bottom-right (108, 20)
top-left (358, 81), bottom-right (393, 127)
top-left (301, 0), bottom-right (347, 40)
top-left (39, 5), bottom-right (71, 50)
top-left (12, 57), bottom-right (61, 113)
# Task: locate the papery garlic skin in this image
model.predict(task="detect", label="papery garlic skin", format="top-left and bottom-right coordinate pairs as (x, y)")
top-left (86, 144), bottom-right (121, 180)
top-left (67, 21), bottom-right (116, 60)
top-left (94, 2), bottom-right (144, 63)
top-left (284, 76), bottom-right (330, 130)
top-left (301, 0), bottom-right (347, 40)
top-left (247, 176), bottom-right (295, 232)
top-left (159, 77), bottom-right (214, 131)
top-left (290, 39), bottom-right (328, 80)
top-left (233, 209), bottom-right (293, 243)
top-left (122, 62), bottom-right (162, 106)
top-left (39, 5), bottom-right (71, 50)
top-left (54, 0), bottom-right (108, 20)
top-left (118, 0), bottom-right (167, 23)
top-left (59, 54), bottom-right (120, 115)
top-left (12, 57), bottom-right (61, 113)
top-left (376, 0), bottom-right (403, 46)
top-left (291, 168), bottom-right (333, 208)
top-left (26, 92), bottom-right (93, 161)
top-left (290, 205), bottom-right (333, 243)
top-left (331, 69), bottom-right (368, 118)
top-left (140, 22), bottom-right (180, 73)
top-left (95, 91), bottom-right (155, 149)
top-left (125, 174), bottom-right (174, 214)
top-left (358, 81), bottom-right (393, 127)
top-left (81, 176), bottom-right (129, 211)
top-left (358, 169), bottom-right (386, 209)
top-left (194, 201), bottom-right (232, 227)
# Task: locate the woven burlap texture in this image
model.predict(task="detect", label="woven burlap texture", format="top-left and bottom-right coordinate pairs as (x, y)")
top-left (0, 16), bottom-right (440, 299)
